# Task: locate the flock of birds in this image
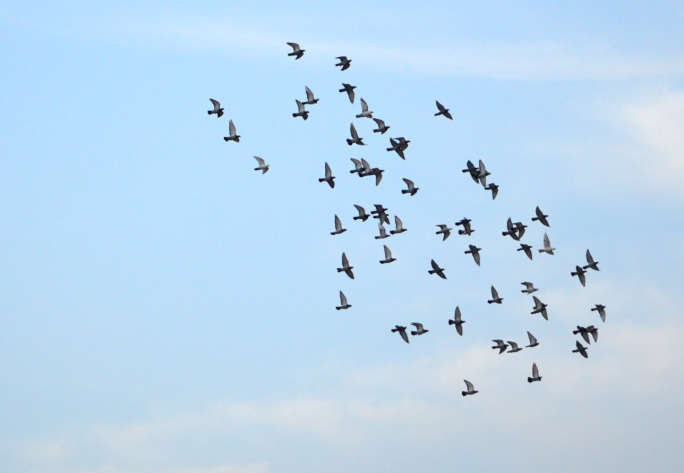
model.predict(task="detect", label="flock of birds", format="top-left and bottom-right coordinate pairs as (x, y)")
top-left (208, 42), bottom-right (609, 397)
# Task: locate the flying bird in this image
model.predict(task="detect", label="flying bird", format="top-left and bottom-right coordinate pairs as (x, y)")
top-left (492, 340), bottom-right (509, 354)
top-left (477, 160), bottom-right (491, 186)
top-left (367, 167), bottom-right (385, 186)
top-left (449, 306), bottom-right (465, 336)
top-left (302, 86), bottom-right (319, 105)
top-left (395, 137), bottom-right (410, 150)
top-left (531, 296), bottom-right (548, 320)
top-left (292, 100), bottom-right (309, 120)
top-left (502, 218), bottom-right (520, 241)
top-left (538, 233), bottom-right (555, 255)
top-left (372, 118), bottom-right (390, 134)
top-left (518, 243), bottom-right (534, 260)
top-left (521, 282), bottom-right (538, 294)
top-left (586, 325), bottom-right (599, 343)
top-left (462, 380), bottom-right (478, 396)
top-left (532, 206), bottom-right (550, 227)
top-left (335, 56), bottom-right (352, 70)
top-left (319, 162), bottom-right (335, 188)
top-left (411, 322), bottom-right (429, 336)
top-left (253, 156), bottom-right (269, 174)
top-left (392, 325), bottom-right (409, 344)
top-left (331, 215), bottom-right (346, 235)
top-left (573, 326), bottom-right (592, 344)
top-left (387, 138), bottom-right (406, 159)
top-left (402, 178), bottom-right (419, 196)
top-left (435, 224), bottom-right (452, 241)
top-left (371, 205), bottom-right (390, 224)
top-left (484, 183), bottom-right (499, 200)
top-left (573, 340), bottom-right (588, 358)
top-left (465, 244), bottom-right (481, 266)
top-left (455, 218), bottom-right (474, 236)
top-left (356, 98), bottom-right (373, 119)
top-left (336, 291), bottom-right (351, 310)
top-left (462, 160), bottom-right (480, 183)
top-left (208, 98), bottom-right (224, 117)
top-left (380, 245), bottom-right (396, 264)
top-left (390, 215), bottom-right (407, 235)
top-left (514, 222), bottom-right (528, 239)
top-left (435, 100), bottom-right (453, 120)
top-left (428, 259), bottom-right (446, 279)
top-left (584, 250), bottom-right (600, 271)
top-left (375, 221), bottom-right (390, 240)
top-left (488, 286), bottom-right (503, 304)
top-left (286, 42), bottom-right (305, 59)
top-left (592, 304), bottom-right (606, 322)
top-left (528, 363), bottom-right (542, 383)
top-left (223, 120), bottom-right (240, 142)
top-left (526, 332), bottom-right (539, 348)
top-left (337, 253), bottom-right (354, 279)
top-left (347, 123), bottom-right (365, 146)
top-left (339, 83), bottom-right (356, 103)
top-left (353, 204), bottom-right (369, 222)
top-left (507, 341), bottom-right (523, 353)
top-left (350, 158), bottom-right (367, 175)
top-left (571, 265), bottom-right (587, 287)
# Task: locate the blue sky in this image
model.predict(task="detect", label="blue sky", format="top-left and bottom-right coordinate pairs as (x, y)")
top-left (1, 1), bottom-right (683, 472)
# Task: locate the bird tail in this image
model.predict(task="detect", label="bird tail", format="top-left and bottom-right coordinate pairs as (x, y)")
top-left (346, 139), bottom-right (353, 145)
top-left (528, 377), bottom-right (533, 383)
top-left (448, 320), bottom-right (454, 325)
top-left (461, 392), bottom-right (467, 397)
top-left (428, 270), bottom-right (435, 274)
top-left (391, 328), bottom-right (398, 333)
top-left (207, 111), bottom-right (212, 115)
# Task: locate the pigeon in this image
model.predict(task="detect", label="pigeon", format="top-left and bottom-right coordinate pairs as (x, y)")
top-left (448, 306), bottom-right (465, 336)
top-left (336, 291), bottom-right (351, 310)
top-left (435, 100), bottom-right (453, 120)
top-left (532, 206), bottom-right (550, 227)
top-left (455, 218), bottom-right (474, 236)
top-left (392, 325), bottom-right (409, 344)
top-left (507, 341), bottom-right (523, 353)
top-left (573, 326), bottom-right (592, 344)
top-left (465, 245), bottom-right (481, 266)
top-left (331, 215), bottom-right (346, 235)
top-left (573, 340), bottom-right (588, 358)
top-left (492, 340), bottom-right (508, 354)
top-left (395, 137), bottom-right (410, 150)
top-left (367, 167), bottom-right (385, 186)
top-left (350, 158), bottom-right (367, 175)
top-left (528, 363), bottom-right (542, 383)
top-left (339, 83), bottom-right (356, 103)
top-left (411, 322), bottom-right (428, 336)
top-left (335, 56), bottom-right (352, 71)
top-left (346, 123), bottom-right (365, 146)
top-left (462, 160), bottom-right (480, 183)
top-left (253, 156), bottom-right (269, 174)
top-left (356, 98), bottom-right (373, 119)
top-left (380, 245), bottom-right (396, 264)
top-left (372, 118), bottom-right (390, 134)
top-left (319, 162), bottom-right (335, 188)
top-left (337, 253), bottom-right (354, 279)
top-left (428, 259), bottom-right (446, 279)
top-left (526, 332), bottom-right (539, 348)
top-left (584, 250), bottom-right (600, 271)
top-left (375, 222), bottom-right (390, 240)
top-left (462, 380), bottom-right (478, 396)
top-left (292, 100), bottom-right (309, 120)
top-left (592, 304), bottom-right (606, 322)
top-left (477, 160), bottom-right (491, 186)
top-left (586, 325), bottom-right (599, 342)
top-left (571, 265), bottom-right (587, 287)
top-left (484, 183), bottom-right (499, 200)
top-left (286, 42), bottom-right (305, 59)
top-left (538, 233), bottom-right (555, 255)
top-left (514, 222), bottom-right (528, 239)
top-left (402, 178), bottom-right (419, 196)
top-left (360, 159), bottom-right (372, 176)
top-left (371, 205), bottom-right (390, 224)
top-left (518, 244), bottom-right (534, 260)
top-left (531, 296), bottom-right (548, 320)
top-left (502, 218), bottom-right (520, 241)
top-left (521, 282), bottom-right (538, 294)
top-left (223, 120), bottom-right (240, 142)
top-left (208, 98), bottom-right (224, 117)
top-left (390, 215), bottom-right (407, 235)
top-left (302, 86), bottom-right (319, 105)
top-left (353, 205), bottom-right (369, 222)
top-left (387, 138), bottom-right (406, 160)
top-left (436, 224), bottom-right (452, 241)
top-left (488, 286), bottom-right (503, 304)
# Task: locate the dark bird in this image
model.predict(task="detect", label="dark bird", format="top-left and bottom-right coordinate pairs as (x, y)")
top-left (395, 137), bottom-right (410, 150)
top-left (339, 83), bottom-right (356, 103)
top-left (223, 120), bottom-right (240, 142)
top-left (336, 291), bottom-right (351, 310)
top-left (514, 222), bottom-right (528, 239)
top-left (371, 205), bottom-right (390, 224)
top-left (507, 341), bottom-right (523, 353)
top-left (592, 304), bottom-right (607, 322)
top-left (518, 243), bottom-right (534, 260)
top-left (571, 265), bottom-right (587, 287)
top-left (350, 158), bottom-right (367, 175)
top-left (449, 306), bottom-right (465, 335)
top-left (335, 56), bottom-right (352, 71)
top-left (435, 100), bottom-right (453, 120)
top-left (319, 162), bottom-right (335, 188)
top-left (573, 326), bottom-right (592, 344)
top-left (402, 178), bottom-right (419, 196)
top-left (356, 98), bottom-right (373, 119)
top-left (532, 206), bottom-right (550, 227)
top-left (586, 325), bottom-right (599, 342)
top-left (528, 363), bottom-right (542, 383)
top-left (302, 86), bottom-right (319, 105)
top-left (411, 322), bottom-right (428, 336)
top-left (538, 233), bottom-right (555, 255)
top-left (337, 252), bottom-right (354, 279)
top-left (502, 218), bottom-right (520, 241)
top-left (375, 221), bottom-right (390, 240)
top-left (462, 160), bottom-right (480, 183)
top-left (287, 42), bottom-right (305, 59)
top-left (462, 380), bottom-right (478, 396)
top-left (428, 259), bottom-right (446, 279)
top-left (477, 160), bottom-right (491, 186)
top-left (465, 245), bottom-right (481, 266)
top-left (346, 123), bottom-right (365, 146)
top-left (208, 98), bottom-right (224, 117)
top-left (521, 282), bottom-right (538, 294)
top-left (455, 218), bottom-right (474, 236)
top-left (392, 325), bottom-right (409, 344)
top-left (436, 224), bottom-right (452, 241)
top-left (484, 183), bottom-right (499, 200)
top-left (573, 340), bottom-right (588, 358)
top-left (492, 340), bottom-right (508, 354)
top-left (380, 245), bottom-right (396, 264)
top-left (390, 216), bottom-right (407, 235)
top-left (526, 332), bottom-right (539, 348)
top-left (372, 118), bottom-right (390, 134)
top-left (292, 100), bottom-right (309, 120)
top-left (331, 215), bottom-right (346, 235)
top-left (353, 205), bottom-right (369, 222)
top-left (583, 250), bottom-right (600, 271)
top-left (531, 296), bottom-right (548, 320)
top-left (488, 286), bottom-right (503, 304)
top-left (387, 138), bottom-right (405, 160)
top-left (253, 156), bottom-right (269, 174)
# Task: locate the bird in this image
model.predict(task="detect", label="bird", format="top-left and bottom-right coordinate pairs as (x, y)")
top-left (428, 259), bottom-right (446, 279)
top-left (592, 304), bottom-right (606, 322)
top-left (492, 340), bottom-right (508, 354)
top-left (292, 100), bottom-right (309, 120)
top-left (435, 100), bottom-right (453, 120)
top-left (586, 325), bottom-right (599, 342)
top-left (411, 323), bottom-right (428, 336)
top-left (526, 332), bottom-right (539, 348)
top-left (514, 222), bottom-right (528, 239)
top-left (335, 56), bottom-right (352, 70)
top-left (386, 138), bottom-right (405, 160)
top-left (356, 98), bottom-right (373, 119)
top-left (502, 218), bottom-right (520, 241)
top-left (395, 137), bottom-right (410, 150)
top-left (390, 215), bottom-right (407, 235)
top-left (571, 265), bottom-right (587, 287)
top-left (484, 183), bottom-right (499, 200)
top-left (208, 98), bottom-right (224, 117)
top-left (531, 296), bottom-right (548, 320)
top-left (331, 215), bottom-right (346, 235)
top-left (528, 363), bottom-right (542, 383)
top-left (375, 222), bottom-right (390, 240)
top-left (337, 253), bottom-right (354, 279)
top-left (532, 206), bottom-right (550, 227)
top-left (253, 156), bottom-right (269, 174)
top-left (462, 380), bottom-right (478, 396)
top-left (360, 159), bottom-right (372, 176)
top-left (518, 244), bottom-right (534, 260)
top-left (380, 245), bottom-right (396, 264)
top-left (371, 205), bottom-right (390, 224)
top-left (336, 291), bottom-right (351, 310)
top-left (319, 162), bottom-right (335, 188)
top-left (462, 160), bottom-right (480, 183)
top-left (286, 42), bottom-right (305, 59)
top-left (402, 178), bottom-right (419, 196)
top-left (367, 167), bottom-right (385, 186)
top-left (538, 233), bottom-right (555, 255)
top-left (455, 218), bottom-right (474, 236)
top-left (372, 118), bottom-right (390, 134)
top-left (477, 160), bottom-right (491, 186)
top-left (302, 86), bottom-right (319, 105)
top-left (449, 306), bottom-right (465, 335)
top-left (350, 158), bottom-right (367, 175)
top-left (339, 83), bottom-right (356, 103)
top-left (573, 340), bottom-right (588, 358)
top-left (465, 245), bottom-right (481, 266)
top-left (392, 325), bottom-right (409, 344)
top-left (521, 282), bottom-right (538, 294)
top-left (507, 341), bottom-right (523, 353)
top-left (573, 326), bottom-right (592, 344)
top-left (353, 205), bottom-right (369, 222)
top-left (223, 120), bottom-right (240, 142)
top-left (488, 286), bottom-right (503, 304)
top-left (435, 224), bottom-right (452, 241)
top-left (584, 250), bottom-right (600, 271)
top-left (347, 123), bottom-right (365, 146)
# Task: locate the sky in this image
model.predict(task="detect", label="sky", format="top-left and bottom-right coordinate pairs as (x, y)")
top-left (1, 1), bottom-right (684, 472)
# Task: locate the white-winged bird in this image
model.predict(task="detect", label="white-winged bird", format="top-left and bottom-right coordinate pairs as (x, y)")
top-left (253, 156), bottom-right (269, 174)
top-left (538, 233), bottom-right (555, 255)
top-left (380, 245), bottom-right (396, 264)
top-left (526, 331), bottom-right (539, 348)
top-left (223, 120), bottom-right (240, 142)
top-left (528, 363), bottom-right (542, 383)
top-left (292, 100), bottom-right (309, 120)
top-left (302, 86), bottom-right (319, 105)
top-left (372, 118), bottom-right (390, 134)
top-left (462, 380), bottom-right (478, 396)
top-left (331, 215), bottom-right (346, 235)
top-left (336, 291), bottom-right (351, 310)
top-left (390, 215), bottom-right (407, 235)
top-left (356, 98), bottom-right (373, 119)
top-left (492, 340), bottom-right (508, 354)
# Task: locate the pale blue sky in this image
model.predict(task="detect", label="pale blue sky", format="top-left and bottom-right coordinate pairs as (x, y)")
top-left (1, 2), bottom-right (683, 472)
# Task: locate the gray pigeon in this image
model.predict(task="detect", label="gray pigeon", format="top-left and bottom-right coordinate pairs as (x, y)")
top-left (292, 100), bottom-right (309, 120)
top-left (492, 340), bottom-right (508, 354)
top-left (353, 205), bottom-right (369, 222)
top-left (360, 159), bottom-right (372, 176)
top-left (435, 100), bottom-right (453, 120)
top-left (502, 218), bottom-right (520, 241)
top-left (356, 98), bottom-right (373, 119)
top-left (287, 42), bottom-right (305, 59)
top-left (586, 325), bottom-right (599, 342)
top-left (390, 215), bottom-right (407, 235)
top-left (350, 158), bottom-right (366, 175)
top-left (380, 245), bottom-right (396, 264)
top-left (592, 304), bottom-right (606, 322)
top-left (455, 218), bottom-right (474, 236)
top-left (319, 162), bottom-right (335, 188)
top-left (372, 118), bottom-right (390, 134)
top-left (335, 56), bottom-right (352, 70)
top-left (484, 183), bottom-right (499, 200)
top-left (538, 233), bottom-right (555, 255)
top-left (346, 123), bottom-right (365, 146)
top-left (371, 205), bottom-right (390, 224)
top-left (526, 331), bottom-right (539, 348)
top-left (436, 224), bottom-right (452, 241)
top-left (462, 160), bottom-right (480, 183)
top-left (528, 363), bottom-right (542, 383)
top-left (518, 243), bottom-right (534, 260)
top-left (253, 156), bottom-right (269, 174)
top-left (507, 341), bottom-right (523, 353)
top-left (477, 160), bottom-right (491, 187)
top-left (573, 340), bottom-right (588, 358)
top-left (462, 380), bottom-right (478, 396)
top-left (488, 286), bottom-right (503, 304)
top-left (302, 86), bottom-right (319, 105)
top-left (402, 178), bottom-right (419, 196)
top-left (223, 120), bottom-right (240, 142)
top-left (208, 98), bottom-right (224, 117)
top-left (449, 306), bottom-right (465, 336)
top-left (411, 322), bottom-right (428, 336)
top-left (339, 83), bottom-right (356, 103)
top-left (531, 296), bottom-right (548, 320)
top-left (521, 282), bottom-right (538, 294)
top-left (367, 167), bottom-right (385, 186)
top-left (532, 206), bottom-right (550, 227)
top-left (336, 291), bottom-right (351, 310)
top-left (571, 265), bottom-right (587, 287)
top-left (331, 215), bottom-right (346, 235)
top-left (337, 252), bottom-right (354, 279)
top-left (428, 259), bottom-right (446, 279)
top-left (465, 244), bottom-right (481, 266)
top-left (392, 325), bottom-right (409, 344)
top-left (583, 250), bottom-right (600, 271)
top-left (573, 326), bottom-right (592, 344)
top-left (387, 138), bottom-right (405, 160)
top-left (375, 221), bottom-right (390, 240)
top-left (514, 222), bottom-right (528, 239)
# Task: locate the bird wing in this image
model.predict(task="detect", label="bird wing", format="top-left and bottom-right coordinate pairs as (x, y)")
top-left (579, 270), bottom-right (586, 286)
top-left (354, 204), bottom-right (366, 216)
top-left (339, 291), bottom-right (347, 305)
top-left (360, 98), bottom-right (368, 112)
top-left (296, 100), bottom-right (305, 112)
top-left (336, 56), bottom-right (347, 60)
top-left (491, 286), bottom-right (499, 299)
top-left (524, 246), bottom-right (533, 259)
top-left (361, 159), bottom-right (370, 170)
top-left (464, 380), bottom-right (474, 391)
top-left (383, 245), bottom-right (392, 260)
top-left (586, 249), bottom-right (595, 264)
top-left (478, 160), bottom-right (487, 174)
top-left (375, 172), bottom-right (383, 186)
top-left (394, 216), bottom-right (403, 230)
top-left (528, 332), bottom-right (537, 344)
top-left (455, 306), bottom-right (461, 321)
top-left (431, 259), bottom-right (439, 270)
top-left (491, 185), bottom-right (498, 199)
top-left (351, 158), bottom-right (362, 170)
top-left (532, 363), bottom-right (539, 378)
top-left (287, 42), bottom-right (300, 51)
top-left (522, 282), bottom-right (533, 290)
top-left (400, 329), bottom-right (409, 343)
top-left (253, 156), bottom-right (265, 166)
top-left (305, 86), bottom-right (314, 101)
top-left (342, 252), bottom-right (349, 267)
top-left (373, 118), bottom-right (385, 128)
top-left (348, 88), bottom-right (355, 103)
top-left (324, 162), bottom-right (332, 178)
top-left (403, 178), bottom-right (414, 190)
top-left (436, 100), bottom-right (445, 112)
top-left (473, 251), bottom-right (481, 266)
top-left (411, 322), bottom-right (424, 330)
top-left (456, 324), bottom-right (463, 336)
top-left (536, 206), bottom-right (543, 219)
top-left (209, 98), bottom-right (220, 108)
top-left (350, 123), bottom-right (358, 140)
top-left (543, 233), bottom-right (551, 249)
top-left (533, 296), bottom-right (542, 309)
top-left (437, 224), bottom-right (447, 231)
top-left (229, 120), bottom-right (236, 136)
top-left (507, 217), bottom-right (514, 232)
top-left (334, 215), bottom-right (342, 231)
top-left (508, 342), bottom-right (519, 350)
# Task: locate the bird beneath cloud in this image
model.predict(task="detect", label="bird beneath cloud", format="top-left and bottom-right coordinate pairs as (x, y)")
top-left (526, 332), bottom-right (539, 348)
top-left (436, 224), bottom-right (452, 241)
top-left (518, 243), bottom-right (534, 260)
top-left (372, 118), bottom-right (390, 134)
top-left (411, 322), bottom-right (428, 336)
top-left (380, 245), bottom-right (396, 264)
top-left (521, 282), bottom-right (538, 294)
top-left (429, 259), bottom-right (446, 279)
top-left (507, 341), bottom-right (523, 353)
top-left (484, 183), bottom-right (499, 200)
top-left (435, 100), bottom-right (453, 120)
top-left (573, 340), bottom-right (588, 358)
top-left (571, 265), bottom-right (587, 287)
top-left (390, 215), bottom-right (407, 235)
top-left (462, 160), bottom-right (480, 184)
top-left (302, 86), bottom-right (319, 105)
top-left (538, 233), bottom-right (555, 255)
top-left (353, 205), bottom-right (369, 222)
top-left (488, 286), bottom-right (503, 304)
top-left (402, 178), bottom-right (419, 196)
top-left (331, 215), bottom-right (346, 235)
top-left (223, 120), bottom-right (240, 142)
top-left (449, 306), bottom-right (465, 336)
top-left (286, 42), bottom-right (305, 59)
top-left (208, 98), bottom-right (224, 117)
top-left (528, 363), bottom-right (542, 383)
top-left (335, 56), bottom-right (352, 70)
top-left (356, 98), bottom-right (373, 119)
top-left (592, 304), bottom-right (607, 322)
top-left (336, 291), bottom-right (351, 310)
top-left (387, 138), bottom-right (406, 160)
top-left (462, 380), bottom-right (478, 396)
top-left (319, 162), bottom-right (335, 188)
top-left (492, 340), bottom-right (509, 354)
top-left (531, 296), bottom-right (548, 320)
top-left (375, 221), bottom-right (390, 240)
top-left (339, 83), bottom-right (356, 103)
top-left (455, 218), bottom-right (474, 236)
top-left (584, 250), bottom-right (600, 271)
top-left (532, 206), bottom-right (550, 227)
top-left (392, 325), bottom-right (409, 344)
top-left (347, 123), bottom-right (365, 146)
top-left (253, 156), bottom-right (269, 174)
top-left (465, 244), bottom-right (481, 266)
top-left (292, 100), bottom-right (309, 120)
top-left (337, 253), bottom-right (354, 279)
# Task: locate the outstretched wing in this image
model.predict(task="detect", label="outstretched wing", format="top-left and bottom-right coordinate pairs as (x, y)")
top-left (296, 100), bottom-right (305, 112)
top-left (361, 159), bottom-right (370, 170)
top-left (209, 98), bottom-right (220, 108)
top-left (543, 233), bottom-right (551, 249)
top-left (527, 331), bottom-right (537, 344)
top-left (334, 214), bottom-right (342, 231)
top-left (373, 118), bottom-right (385, 128)
top-left (305, 86), bottom-right (314, 101)
top-left (403, 178), bottom-right (414, 190)
top-left (383, 245), bottom-right (392, 260)
top-left (532, 363), bottom-right (539, 378)
top-left (324, 162), bottom-right (332, 178)
top-left (229, 120), bottom-right (236, 136)
top-left (491, 286), bottom-right (499, 299)
top-left (473, 251), bottom-right (481, 266)
top-left (339, 291), bottom-right (347, 305)
top-left (350, 123), bottom-right (358, 140)
top-left (354, 204), bottom-right (366, 216)
top-left (464, 380), bottom-right (474, 391)
top-left (394, 215), bottom-right (403, 230)
top-left (375, 172), bottom-right (382, 186)
top-left (400, 329), bottom-right (409, 344)
top-left (360, 98), bottom-right (368, 112)
top-left (378, 221), bottom-right (387, 237)
top-left (436, 100), bottom-right (445, 112)
top-left (454, 306), bottom-right (462, 321)
top-left (431, 259), bottom-right (439, 270)
top-left (533, 296), bottom-right (542, 309)
top-left (287, 42), bottom-right (300, 51)
top-left (342, 252), bottom-right (349, 267)
top-left (586, 249), bottom-right (595, 264)
top-left (253, 156), bottom-right (265, 166)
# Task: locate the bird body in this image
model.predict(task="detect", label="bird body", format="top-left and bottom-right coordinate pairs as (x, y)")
top-left (253, 156), bottom-right (269, 174)
top-left (356, 98), bottom-right (373, 119)
top-left (287, 42), bottom-right (305, 59)
top-left (448, 306), bottom-right (465, 335)
top-left (436, 224), bottom-right (452, 241)
top-left (571, 265), bottom-right (587, 287)
top-left (331, 215), bottom-right (347, 235)
top-left (402, 178), bottom-right (419, 196)
top-left (435, 100), bottom-right (453, 119)
top-left (528, 363), bottom-right (542, 383)
top-left (208, 98), bottom-right (224, 117)
top-left (532, 206), bottom-right (550, 226)
top-left (390, 216), bottom-right (407, 235)
top-left (337, 252), bottom-right (354, 279)
top-left (428, 259), bottom-right (446, 279)
top-left (462, 380), bottom-right (478, 396)
top-left (488, 286), bottom-right (503, 304)
top-left (380, 245), bottom-right (396, 264)
top-left (492, 340), bottom-right (509, 354)
top-left (335, 56), bottom-right (352, 70)
top-left (319, 162), bottom-right (335, 188)
top-left (465, 245), bottom-right (481, 266)
top-left (410, 322), bottom-right (428, 336)
top-left (373, 118), bottom-right (389, 134)
top-left (531, 296), bottom-right (548, 320)
top-left (336, 291), bottom-right (351, 310)
top-left (392, 325), bottom-right (409, 344)
top-left (223, 120), bottom-right (240, 142)
top-left (375, 222), bottom-right (390, 240)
